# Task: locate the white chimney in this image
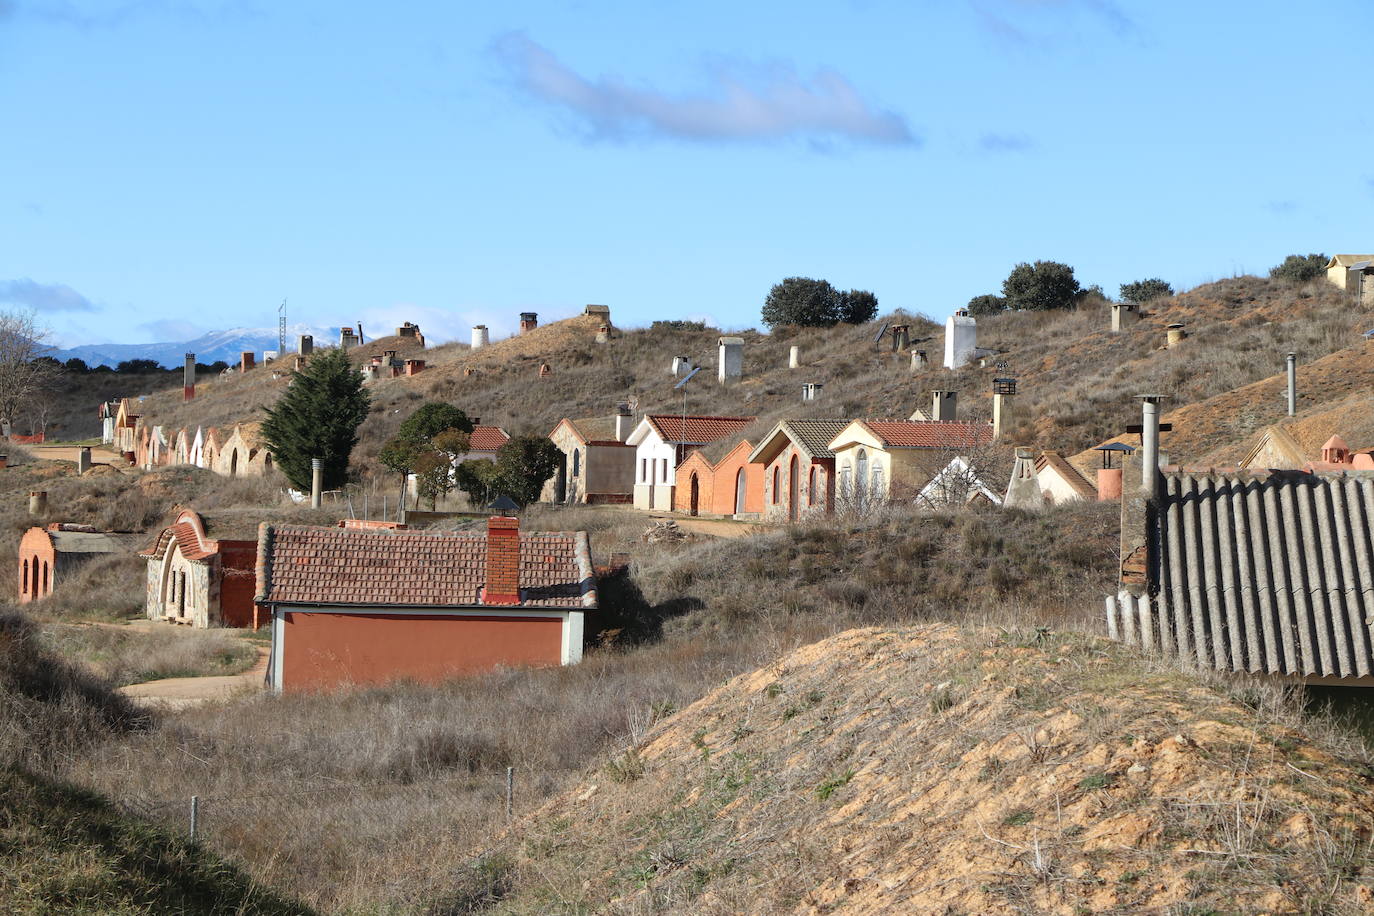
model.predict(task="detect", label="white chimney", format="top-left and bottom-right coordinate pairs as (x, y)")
top-left (931, 390), bottom-right (957, 422)
top-left (614, 403), bottom-right (632, 442)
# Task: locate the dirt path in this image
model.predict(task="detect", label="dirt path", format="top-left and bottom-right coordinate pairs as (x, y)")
top-left (31, 444), bottom-right (128, 470)
top-left (117, 644), bottom-right (269, 711)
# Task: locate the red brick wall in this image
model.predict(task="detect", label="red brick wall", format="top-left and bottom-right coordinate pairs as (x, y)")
top-left (17, 528), bottom-right (55, 603)
top-left (218, 540), bottom-right (259, 627)
top-left (485, 518), bottom-right (520, 603)
top-left (673, 444), bottom-right (764, 515)
top-left (279, 611), bottom-right (563, 691)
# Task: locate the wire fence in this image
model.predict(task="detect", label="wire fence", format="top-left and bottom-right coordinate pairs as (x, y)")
top-left (119, 766), bottom-right (581, 843)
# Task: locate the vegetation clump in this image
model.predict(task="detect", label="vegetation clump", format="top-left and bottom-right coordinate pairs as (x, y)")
top-left (260, 348), bottom-right (370, 491)
top-left (1270, 252), bottom-right (1327, 283)
top-left (761, 277), bottom-right (879, 328)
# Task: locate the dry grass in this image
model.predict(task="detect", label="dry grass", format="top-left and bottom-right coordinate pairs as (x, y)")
top-left (51, 501), bottom-right (1119, 913)
top-left (38, 623), bottom-right (257, 686)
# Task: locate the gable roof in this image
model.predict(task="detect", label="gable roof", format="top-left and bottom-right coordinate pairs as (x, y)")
top-left (641, 415), bottom-right (756, 446)
top-left (916, 456), bottom-right (1003, 507)
top-left (469, 426), bottom-right (511, 452)
top-left (256, 524), bottom-right (595, 610)
top-left (749, 418), bottom-right (852, 466)
top-left (555, 416), bottom-right (631, 447)
top-left (1326, 254), bottom-right (1374, 269)
top-left (832, 420), bottom-right (994, 451)
top-left (1239, 424), bottom-right (1307, 469)
top-left (1036, 451), bottom-right (1097, 500)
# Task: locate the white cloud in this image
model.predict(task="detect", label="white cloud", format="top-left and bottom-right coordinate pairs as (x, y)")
top-left (0, 277), bottom-right (96, 311)
top-left (492, 33), bottom-right (917, 148)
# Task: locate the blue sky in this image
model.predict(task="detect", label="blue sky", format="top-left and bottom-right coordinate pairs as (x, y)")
top-left (3, 0), bottom-right (1371, 348)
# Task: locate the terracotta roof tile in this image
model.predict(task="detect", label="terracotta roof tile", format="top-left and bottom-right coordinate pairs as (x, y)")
top-left (469, 426), bottom-right (510, 452)
top-left (861, 420), bottom-right (994, 449)
top-left (645, 414), bottom-right (755, 445)
top-left (257, 525), bottom-right (595, 609)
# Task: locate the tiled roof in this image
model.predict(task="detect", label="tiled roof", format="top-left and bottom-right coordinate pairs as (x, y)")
top-left (469, 426), bottom-right (510, 452)
top-left (1036, 451), bottom-right (1097, 499)
top-left (860, 420), bottom-right (994, 449)
top-left (1118, 471), bottom-right (1374, 679)
top-left (256, 524), bottom-right (595, 609)
top-left (781, 419), bottom-right (850, 458)
top-left (138, 510), bottom-right (218, 561)
top-left (644, 414), bottom-right (755, 445)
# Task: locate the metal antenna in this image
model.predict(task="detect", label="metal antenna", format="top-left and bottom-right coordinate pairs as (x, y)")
top-left (278, 298), bottom-right (287, 356)
top-left (675, 366), bottom-right (701, 464)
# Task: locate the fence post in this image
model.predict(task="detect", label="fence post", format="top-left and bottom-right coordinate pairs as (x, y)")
top-left (190, 795), bottom-right (199, 842)
top-left (505, 767), bottom-right (514, 822)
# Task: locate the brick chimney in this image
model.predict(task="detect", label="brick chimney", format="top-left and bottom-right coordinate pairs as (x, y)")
top-left (484, 516), bottom-right (521, 604)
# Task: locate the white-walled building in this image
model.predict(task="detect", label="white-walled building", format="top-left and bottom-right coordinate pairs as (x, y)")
top-left (625, 414), bottom-right (755, 510)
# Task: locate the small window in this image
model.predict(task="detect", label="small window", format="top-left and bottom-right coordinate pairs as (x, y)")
top-left (661, 459), bottom-right (668, 483)
top-left (572, 449), bottom-right (581, 477)
top-left (809, 466), bottom-right (818, 506)
top-left (771, 466), bottom-right (780, 503)
top-left (42, 561), bottom-right (49, 595)
top-left (22, 556), bottom-right (28, 594)
top-left (641, 457), bottom-right (647, 482)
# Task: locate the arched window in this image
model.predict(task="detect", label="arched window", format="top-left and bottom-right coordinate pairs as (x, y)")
top-left (22, 556), bottom-right (28, 595)
top-left (42, 561), bottom-right (49, 595)
top-left (856, 450), bottom-right (869, 502)
top-left (839, 462), bottom-right (852, 498)
top-left (572, 449), bottom-right (581, 477)
top-left (871, 463), bottom-right (885, 501)
top-left (808, 466), bottom-right (818, 506)
top-left (31, 556), bottom-right (39, 596)
top-left (771, 466), bottom-right (780, 504)
top-left (264, 453), bottom-right (273, 470)
top-left (229, 449), bottom-right (239, 476)
top-left (178, 571), bottom-right (187, 615)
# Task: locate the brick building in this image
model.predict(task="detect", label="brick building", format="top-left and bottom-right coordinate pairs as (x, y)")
top-left (139, 509), bottom-right (259, 628)
top-left (255, 517), bottom-right (595, 692)
top-left (626, 414), bottom-right (755, 511)
top-left (747, 419), bottom-right (849, 521)
top-left (19, 524), bottom-right (133, 604)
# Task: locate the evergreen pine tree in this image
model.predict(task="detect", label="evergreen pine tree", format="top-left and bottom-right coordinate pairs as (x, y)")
top-left (260, 348), bottom-right (371, 491)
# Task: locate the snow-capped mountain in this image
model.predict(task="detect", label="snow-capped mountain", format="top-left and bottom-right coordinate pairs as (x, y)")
top-left (51, 324), bottom-right (336, 369)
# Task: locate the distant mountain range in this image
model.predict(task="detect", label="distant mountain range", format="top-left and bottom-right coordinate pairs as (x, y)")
top-left (50, 324), bottom-right (335, 369)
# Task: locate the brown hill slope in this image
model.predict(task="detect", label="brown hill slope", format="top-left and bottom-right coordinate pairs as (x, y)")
top-left (88, 275), bottom-right (1364, 478)
top-left (1067, 340), bottom-right (1374, 474)
top-left (483, 625), bottom-right (1374, 915)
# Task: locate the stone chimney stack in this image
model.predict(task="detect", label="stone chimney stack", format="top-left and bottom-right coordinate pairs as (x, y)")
top-left (77, 447), bottom-right (92, 475)
top-left (484, 516), bottom-right (521, 605)
top-left (471, 325), bottom-right (489, 350)
top-left (944, 309), bottom-right (977, 369)
top-left (298, 335), bottom-right (313, 356)
top-left (1003, 448), bottom-right (1042, 509)
top-left (28, 491), bottom-right (47, 517)
top-left (801, 382), bottom-right (823, 402)
top-left (184, 353), bottom-right (196, 401)
top-left (614, 403), bottom-right (633, 442)
top-left (910, 350), bottom-right (927, 373)
top-left (519, 312), bottom-right (538, 334)
top-left (240, 351), bottom-right (255, 373)
top-left (931, 390), bottom-right (957, 422)
top-left (717, 337), bottom-right (744, 383)
top-left (789, 345), bottom-right (800, 369)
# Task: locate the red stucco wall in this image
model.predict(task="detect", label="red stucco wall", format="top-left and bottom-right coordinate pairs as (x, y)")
top-left (278, 611), bottom-right (564, 692)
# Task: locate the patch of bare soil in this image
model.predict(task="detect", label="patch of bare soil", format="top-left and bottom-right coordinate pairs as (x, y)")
top-left (491, 625), bottom-right (1374, 914)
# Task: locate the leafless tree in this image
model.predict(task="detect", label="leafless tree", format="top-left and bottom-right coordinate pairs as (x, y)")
top-left (0, 310), bottom-right (58, 435)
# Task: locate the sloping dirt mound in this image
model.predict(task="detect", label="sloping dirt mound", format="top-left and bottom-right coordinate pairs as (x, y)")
top-left (492, 625), bottom-right (1374, 914)
top-left (1068, 341), bottom-right (1374, 475)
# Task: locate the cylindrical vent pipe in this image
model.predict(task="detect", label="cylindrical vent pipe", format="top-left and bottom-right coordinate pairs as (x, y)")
top-left (1140, 398), bottom-right (1161, 498)
top-left (1286, 352), bottom-right (1297, 417)
top-left (310, 458), bottom-right (323, 508)
top-left (29, 491), bottom-right (47, 516)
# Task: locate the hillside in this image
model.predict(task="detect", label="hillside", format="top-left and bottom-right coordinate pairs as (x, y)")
top-left (1067, 340), bottom-right (1374, 474)
top-left (73, 275), bottom-right (1368, 472)
top-left (482, 624), bottom-right (1374, 914)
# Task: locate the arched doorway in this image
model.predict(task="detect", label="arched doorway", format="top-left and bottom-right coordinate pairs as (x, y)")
top-left (788, 455), bottom-right (799, 522)
top-left (229, 449), bottom-right (238, 476)
top-left (689, 473), bottom-right (700, 516)
top-left (734, 467), bottom-right (746, 514)
top-left (553, 459), bottom-right (567, 504)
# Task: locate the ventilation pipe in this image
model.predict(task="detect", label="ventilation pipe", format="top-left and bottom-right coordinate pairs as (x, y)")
top-left (614, 403), bottom-right (633, 442)
top-left (310, 458), bottom-right (323, 508)
top-left (1139, 396), bottom-right (1164, 498)
top-left (1286, 352), bottom-right (1297, 417)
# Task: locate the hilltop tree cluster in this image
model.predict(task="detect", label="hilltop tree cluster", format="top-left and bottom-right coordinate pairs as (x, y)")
top-left (1270, 253), bottom-right (1327, 283)
top-left (761, 277), bottom-right (879, 328)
